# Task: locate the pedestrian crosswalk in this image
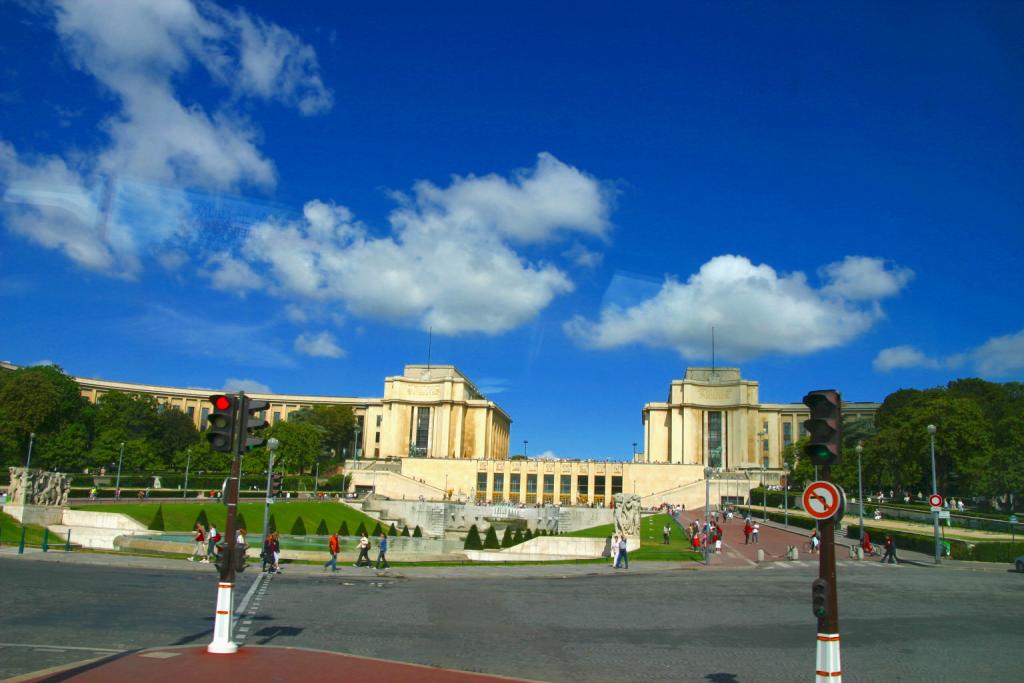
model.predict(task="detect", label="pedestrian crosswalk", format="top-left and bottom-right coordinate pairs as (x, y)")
top-left (759, 559), bottom-right (902, 570)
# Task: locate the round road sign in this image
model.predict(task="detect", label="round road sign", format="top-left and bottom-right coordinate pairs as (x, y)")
top-left (802, 481), bottom-right (842, 520)
top-left (929, 493), bottom-right (943, 508)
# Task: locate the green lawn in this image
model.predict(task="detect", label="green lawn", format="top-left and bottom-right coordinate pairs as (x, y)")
top-left (72, 501), bottom-right (381, 535)
top-left (1, 511), bottom-right (52, 548)
top-left (567, 513), bottom-right (701, 562)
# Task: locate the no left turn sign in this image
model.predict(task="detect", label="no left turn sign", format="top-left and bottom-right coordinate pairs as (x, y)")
top-left (802, 481), bottom-right (843, 520)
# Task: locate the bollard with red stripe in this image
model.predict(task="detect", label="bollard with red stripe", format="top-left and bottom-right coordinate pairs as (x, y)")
top-left (208, 581), bottom-right (237, 654)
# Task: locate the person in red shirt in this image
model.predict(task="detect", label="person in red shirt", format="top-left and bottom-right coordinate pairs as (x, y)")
top-left (188, 523), bottom-right (206, 562)
top-left (744, 521), bottom-right (753, 545)
top-left (324, 532), bottom-right (340, 571)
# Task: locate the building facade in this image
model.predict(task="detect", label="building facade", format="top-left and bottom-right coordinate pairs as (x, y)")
top-left (642, 367), bottom-right (878, 470)
top-left (0, 362), bottom-right (512, 461)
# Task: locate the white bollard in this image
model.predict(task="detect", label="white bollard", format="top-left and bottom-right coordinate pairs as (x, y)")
top-left (815, 633), bottom-right (842, 682)
top-left (756, 549), bottom-right (764, 563)
top-left (207, 581), bottom-right (237, 654)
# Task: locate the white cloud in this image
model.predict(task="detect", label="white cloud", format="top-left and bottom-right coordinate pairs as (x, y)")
top-left (294, 331), bottom-right (345, 358)
top-left (820, 256), bottom-right (914, 301)
top-left (563, 241), bottom-right (603, 269)
top-left (1, 0), bottom-right (331, 276)
top-left (973, 330), bottom-right (1024, 377)
top-left (873, 346), bottom-right (943, 372)
top-left (204, 251), bottom-right (262, 293)
top-left (874, 330), bottom-right (1024, 377)
top-left (240, 154), bottom-right (610, 335)
top-left (223, 378), bottom-right (272, 393)
top-left (566, 254), bottom-right (905, 360)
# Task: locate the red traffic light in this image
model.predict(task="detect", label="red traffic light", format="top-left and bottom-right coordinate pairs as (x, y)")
top-left (211, 395), bottom-right (232, 411)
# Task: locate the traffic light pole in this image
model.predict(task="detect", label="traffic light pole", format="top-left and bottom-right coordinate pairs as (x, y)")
top-left (262, 449), bottom-right (275, 552)
top-left (208, 392), bottom-right (245, 655)
top-left (815, 464), bottom-right (841, 682)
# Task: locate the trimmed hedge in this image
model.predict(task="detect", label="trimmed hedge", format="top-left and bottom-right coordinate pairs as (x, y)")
top-left (338, 520), bottom-right (350, 536)
top-left (738, 506), bottom-right (817, 531)
top-left (846, 523), bottom-right (1024, 563)
top-left (464, 524), bottom-right (483, 550)
top-left (412, 525), bottom-right (422, 538)
top-left (388, 523), bottom-right (398, 536)
top-left (316, 519), bottom-right (329, 535)
top-left (290, 517), bottom-right (307, 535)
top-left (500, 527), bottom-right (513, 548)
top-left (149, 505), bottom-right (165, 531)
top-left (483, 526), bottom-right (500, 549)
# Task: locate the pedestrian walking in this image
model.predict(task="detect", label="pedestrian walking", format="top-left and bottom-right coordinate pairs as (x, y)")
top-left (610, 534), bottom-right (620, 566)
top-left (324, 531), bottom-right (340, 571)
top-left (614, 535), bottom-right (629, 569)
top-left (744, 520), bottom-right (753, 544)
top-left (354, 533), bottom-right (372, 567)
top-left (188, 523), bottom-right (206, 562)
top-left (376, 533), bottom-right (390, 569)
top-left (752, 522), bottom-right (760, 543)
top-left (881, 534), bottom-right (898, 564)
top-left (271, 532), bottom-right (282, 573)
top-left (810, 529), bottom-right (820, 554)
top-left (261, 533), bottom-right (274, 572)
top-left (662, 523), bottom-right (671, 544)
top-left (206, 524), bottom-right (220, 562)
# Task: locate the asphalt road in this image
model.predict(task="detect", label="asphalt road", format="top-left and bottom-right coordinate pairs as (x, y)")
top-left (1, 556), bottom-right (1021, 683)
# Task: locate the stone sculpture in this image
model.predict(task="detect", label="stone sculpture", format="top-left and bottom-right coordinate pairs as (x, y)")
top-left (613, 492), bottom-right (642, 537)
top-left (5, 467), bottom-right (71, 507)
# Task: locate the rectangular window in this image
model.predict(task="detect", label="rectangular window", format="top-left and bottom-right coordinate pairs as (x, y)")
top-left (799, 421), bottom-right (808, 438)
top-left (577, 475), bottom-right (588, 495)
top-left (375, 431), bottom-right (380, 443)
top-left (708, 411), bottom-right (723, 467)
top-left (560, 475), bottom-right (571, 494)
top-left (526, 474), bottom-right (537, 493)
top-left (594, 475), bottom-right (606, 494)
top-left (510, 473), bottom-right (521, 493)
top-left (611, 476), bottom-right (623, 495)
top-left (186, 406), bottom-right (195, 417)
top-left (477, 472), bottom-right (488, 494)
top-left (416, 407), bottom-right (430, 451)
top-left (783, 422), bottom-right (792, 447)
top-left (543, 474), bottom-right (554, 494)
top-left (376, 415), bottom-right (382, 427)
top-left (200, 407), bottom-right (210, 431)
top-left (273, 411), bottom-right (281, 424)
top-left (493, 473), bottom-right (504, 493)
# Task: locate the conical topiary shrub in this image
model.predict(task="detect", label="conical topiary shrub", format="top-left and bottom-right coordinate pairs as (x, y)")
top-left (500, 527), bottom-right (513, 548)
top-left (512, 528), bottom-right (524, 545)
top-left (388, 522), bottom-right (398, 536)
top-left (464, 524), bottom-right (483, 550)
top-left (413, 525), bottom-right (422, 538)
top-left (194, 509), bottom-right (210, 531)
top-left (356, 521), bottom-right (368, 536)
top-left (372, 522), bottom-right (383, 536)
top-left (338, 520), bottom-right (350, 536)
top-left (523, 528), bottom-right (533, 541)
top-left (267, 513), bottom-right (277, 533)
top-left (290, 517), bottom-right (307, 535)
top-left (149, 505), bottom-right (165, 531)
top-left (235, 512), bottom-right (248, 533)
top-left (401, 525), bottom-right (411, 537)
top-left (483, 526), bottom-right (500, 549)
top-left (316, 518), bottom-right (329, 535)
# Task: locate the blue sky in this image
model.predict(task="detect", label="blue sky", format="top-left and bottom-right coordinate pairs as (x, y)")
top-left (1, 1), bottom-right (1022, 460)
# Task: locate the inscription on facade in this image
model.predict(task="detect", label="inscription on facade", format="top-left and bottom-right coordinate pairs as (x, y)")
top-left (696, 387), bottom-right (735, 401)
top-left (404, 385), bottom-right (442, 398)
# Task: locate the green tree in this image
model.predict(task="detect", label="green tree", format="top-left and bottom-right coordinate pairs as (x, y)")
top-left (388, 522), bottom-right (398, 536)
top-left (401, 525), bottom-right (411, 537)
top-left (356, 521), bottom-right (367, 536)
top-left (194, 509), bottom-right (210, 531)
top-left (338, 520), bottom-right (350, 536)
top-left (172, 440), bottom-right (232, 473)
top-left (35, 423), bottom-right (91, 472)
top-left (483, 526), bottom-right (500, 549)
top-left (412, 525), bottom-right (422, 538)
top-left (500, 526), bottom-right (513, 548)
top-left (153, 407), bottom-right (199, 464)
top-left (265, 420), bottom-right (322, 474)
top-left (316, 518), bottom-right (329, 535)
top-left (0, 364), bottom-right (92, 467)
top-left (149, 505), bottom-right (165, 531)
top-left (372, 522), bottom-right (383, 536)
top-left (290, 405), bottom-right (356, 464)
top-left (290, 517), bottom-right (307, 535)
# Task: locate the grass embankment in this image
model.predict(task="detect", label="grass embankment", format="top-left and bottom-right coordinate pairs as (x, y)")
top-left (1, 511), bottom-right (52, 547)
top-left (73, 501), bottom-right (379, 535)
top-left (567, 513), bottom-right (701, 562)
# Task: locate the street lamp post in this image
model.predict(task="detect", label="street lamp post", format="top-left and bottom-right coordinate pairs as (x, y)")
top-left (183, 448), bottom-right (192, 499)
top-left (314, 461), bottom-right (319, 498)
top-left (928, 424), bottom-right (941, 564)
top-left (115, 442), bottom-right (125, 499)
top-left (523, 440), bottom-right (528, 458)
top-left (704, 466), bottom-right (712, 566)
top-left (783, 463), bottom-right (790, 528)
top-left (25, 432), bottom-right (35, 469)
top-left (262, 438), bottom-right (279, 550)
top-left (632, 442), bottom-right (637, 461)
top-left (856, 443), bottom-right (864, 543)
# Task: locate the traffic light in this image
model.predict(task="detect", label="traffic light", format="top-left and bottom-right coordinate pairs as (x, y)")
top-left (811, 578), bottom-right (830, 619)
top-left (802, 389), bottom-right (842, 467)
top-left (207, 394), bottom-right (237, 452)
top-left (270, 472), bottom-right (284, 497)
top-left (243, 397), bottom-right (269, 449)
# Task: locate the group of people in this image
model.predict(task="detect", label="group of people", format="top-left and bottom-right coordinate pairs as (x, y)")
top-left (323, 531), bottom-right (391, 571)
top-left (188, 523), bottom-right (248, 564)
top-left (686, 519), bottom-right (724, 553)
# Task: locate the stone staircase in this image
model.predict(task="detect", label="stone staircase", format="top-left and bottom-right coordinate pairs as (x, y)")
top-left (49, 509), bottom-right (150, 550)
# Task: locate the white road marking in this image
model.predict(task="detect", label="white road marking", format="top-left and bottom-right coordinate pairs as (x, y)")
top-left (0, 642), bottom-right (121, 653)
